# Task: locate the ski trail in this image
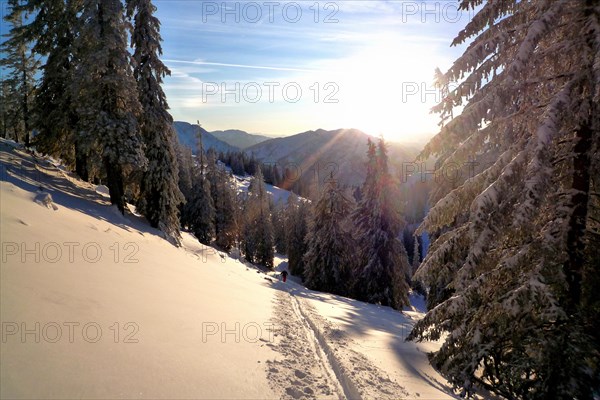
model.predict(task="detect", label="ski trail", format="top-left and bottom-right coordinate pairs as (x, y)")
top-left (287, 289), bottom-right (353, 400)
top-left (265, 290), bottom-right (343, 400)
top-left (284, 286), bottom-right (410, 400)
top-left (288, 288), bottom-right (362, 400)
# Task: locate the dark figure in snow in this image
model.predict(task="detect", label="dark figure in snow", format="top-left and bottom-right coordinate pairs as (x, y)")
top-left (281, 270), bottom-right (288, 283)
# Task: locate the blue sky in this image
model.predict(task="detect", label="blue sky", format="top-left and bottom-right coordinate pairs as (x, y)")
top-left (0, 1), bottom-right (474, 144)
top-left (155, 1), bottom-right (475, 143)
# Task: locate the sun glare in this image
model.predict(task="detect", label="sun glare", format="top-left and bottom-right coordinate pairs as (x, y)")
top-left (324, 35), bottom-right (442, 143)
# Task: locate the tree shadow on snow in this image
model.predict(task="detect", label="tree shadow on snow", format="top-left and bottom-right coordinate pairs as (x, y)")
top-left (0, 142), bottom-right (164, 241)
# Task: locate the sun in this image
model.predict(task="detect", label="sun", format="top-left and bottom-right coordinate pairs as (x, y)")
top-left (319, 35), bottom-right (443, 143)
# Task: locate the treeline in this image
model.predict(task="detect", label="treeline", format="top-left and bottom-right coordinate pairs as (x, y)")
top-left (1, 0), bottom-right (183, 243)
top-left (177, 140), bottom-right (275, 267)
top-left (218, 150), bottom-right (321, 199)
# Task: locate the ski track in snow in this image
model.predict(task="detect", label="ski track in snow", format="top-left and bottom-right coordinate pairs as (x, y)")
top-left (266, 284), bottom-right (409, 400)
top-left (265, 290), bottom-right (342, 400)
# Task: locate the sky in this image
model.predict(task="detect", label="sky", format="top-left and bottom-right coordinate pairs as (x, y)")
top-left (155, 0), bottom-right (475, 144)
top-left (0, 1), bottom-right (474, 145)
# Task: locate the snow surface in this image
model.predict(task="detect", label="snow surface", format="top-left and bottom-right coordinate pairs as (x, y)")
top-left (233, 174), bottom-right (298, 204)
top-left (1, 139), bottom-right (459, 399)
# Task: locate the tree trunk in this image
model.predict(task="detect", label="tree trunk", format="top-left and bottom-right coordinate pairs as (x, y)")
top-left (104, 157), bottom-right (125, 215)
top-left (563, 121), bottom-right (592, 312)
top-left (22, 67), bottom-right (30, 149)
top-left (75, 143), bottom-right (89, 182)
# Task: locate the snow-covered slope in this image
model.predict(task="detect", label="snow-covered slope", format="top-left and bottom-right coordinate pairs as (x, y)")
top-left (1, 139), bottom-right (462, 399)
top-left (0, 141), bottom-right (275, 399)
top-left (232, 173), bottom-right (299, 204)
top-left (210, 129), bottom-right (271, 150)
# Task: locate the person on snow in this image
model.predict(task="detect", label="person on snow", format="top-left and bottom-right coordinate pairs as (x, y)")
top-left (281, 270), bottom-right (288, 283)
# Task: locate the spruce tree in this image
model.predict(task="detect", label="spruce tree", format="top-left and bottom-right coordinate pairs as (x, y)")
top-left (176, 143), bottom-right (194, 228)
top-left (206, 153), bottom-right (238, 251)
top-left (408, 1), bottom-right (600, 398)
top-left (19, 0), bottom-right (83, 169)
top-left (127, 0), bottom-right (183, 244)
top-left (71, 0), bottom-right (147, 212)
top-left (0, 0), bottom-right (39, 146)
top-left (351, 138), bottom-right (410, 310)
top-left (411, 236), bottom-right (420, 276)
top-left (271, 200), bottom-right (287, 254)
top-left (188, 173), bottom-right (215, 245)
top-left (187, 134), bottom-right (215, 245)
top-left (242, 167), bottom-right (274, 268)
top-left (304, 176), bottom-right (354, 295)
top-left (285, 194), bottom-right (309, 278)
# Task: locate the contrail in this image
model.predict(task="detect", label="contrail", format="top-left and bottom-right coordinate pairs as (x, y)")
top-left (163, 59), bottom-right (318, 73)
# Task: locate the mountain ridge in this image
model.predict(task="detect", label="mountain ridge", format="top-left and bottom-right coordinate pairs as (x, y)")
top-left (210, 129), bottom-right (271, 149)
top-left (245, 128), bottom-right (418, 187)
top-left (173, 121), bottom-right (239, 154)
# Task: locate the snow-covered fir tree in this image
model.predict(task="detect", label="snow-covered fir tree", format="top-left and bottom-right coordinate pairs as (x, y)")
top-left (0, 81), bottom-right (10, 138)
top-left (15, 0), bottom-right (82, 167)
top-left (127, 0), bottom-right (183, 244)
top-left (304, 176), bottom-right (354, 296)
top-left (242, 167), bottom-right (274, 268)
top-left (176, 143), bottom-right (194, 227)
top-left (213, 179), bottom-right (238, 252)
top-left (271, 199), bottom-right (287, 254)
top-left (187, 135), bottom-right (215, 245)
top-left (351, 138), bottom-right (410, 310)
top-left (285, 194), bottom-right (310, 278)
top-left (411, 236), bottom-right (420, 277)
top-left (206, 152), bottom-right (238, 251)
top-left (0, 0), bottom-right (40, 146)
top-left (71, 0), bottom-right (147, 212)
top-left (408, 1), bottom-right (600, 398)
top-left (188, 172), bottom-right (215, 245)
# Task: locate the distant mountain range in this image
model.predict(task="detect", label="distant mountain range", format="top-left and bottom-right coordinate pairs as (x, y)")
top-left (210, 130), bottom-right (271, 149)
top-left (173, 121), bottom-right (239, 154)
top-left (173, 122), bottom-right (273, 154)
top-left (245, 128), bottom-right (418, 187)
top-left (173, 122), bottom-right (418, 188)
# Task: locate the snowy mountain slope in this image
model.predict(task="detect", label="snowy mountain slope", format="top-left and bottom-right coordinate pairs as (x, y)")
top-left (1, 139), bottom-right (461, 399)
top-left (174, 121), bottom-right (239, 154)
top-left (232, 173), bottom-right (299, 204)
top-left (0, 142), bottom-right (276, 399)
top-left (246, 128), bottom-right (418, 187)
top-left (210, 129), bottom-right (271, 150)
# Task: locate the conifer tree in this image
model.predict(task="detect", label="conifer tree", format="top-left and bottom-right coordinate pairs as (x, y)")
top-left (411, 236), bottom-right (420, 276)
top-left (206, 153), bottom-right (238, 251)
top-left (71, 0), bottom-right (147, 212)
top-left (176, 143), bottom-right (194, 227)
top-left (213, 177), bottom-right (238, 251)
top-left (242, 167), bottom-right (274, 268)
top-left (0, 80), bottom-right (11, 139)
top-left (187, 133), bottom-right (215, 245)
top-left (304, 176), bottom-right (354, 295)
top-left (0, 0), bottom-right (39, 146)
top-left (351, 138), bottom-right (410, 310)
top-left (408, 1), bottom-right (600, 397)
top-left (13, 0), bottom-right (83, 170)
top-left (127, 0), bottom-right (183, 244)
top-left (285, 194), bottom-right (309, 278)
top-left (188, 173), bottom-right (215, 245)
top-left (271, 200), bottom-right (287, 254)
